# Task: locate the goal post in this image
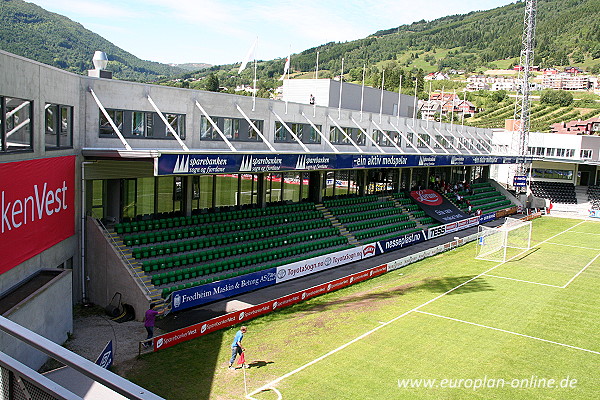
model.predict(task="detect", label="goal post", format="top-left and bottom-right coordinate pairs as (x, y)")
top-left (476, 217), bottom-right (532, 262)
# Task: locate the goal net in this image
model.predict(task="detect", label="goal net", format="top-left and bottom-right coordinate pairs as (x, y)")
top-left (476, 217), bottom-right (532, 262)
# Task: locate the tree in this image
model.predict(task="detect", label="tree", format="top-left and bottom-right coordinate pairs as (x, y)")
top-left (490, 90), bottom-right (508, 103)
top-left (540, 90), bottom-right (573, 107)
top-left (205, 74), bottom-right (219, 92)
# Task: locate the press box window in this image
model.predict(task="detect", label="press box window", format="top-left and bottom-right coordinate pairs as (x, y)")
top-left (45, 104), bottom-right (73, 149)
top-left (1, 97), bottom-right (33, 153)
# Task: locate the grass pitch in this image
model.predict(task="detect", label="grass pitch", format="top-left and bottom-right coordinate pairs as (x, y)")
top-left (126, 217), bottom-right (600, 399)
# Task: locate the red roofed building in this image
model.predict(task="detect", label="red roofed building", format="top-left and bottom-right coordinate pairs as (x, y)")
top-left (550, 117), bottom-right (600, 135)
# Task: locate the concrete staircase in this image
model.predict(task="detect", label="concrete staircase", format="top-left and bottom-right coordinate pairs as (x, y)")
top-left (316, 204), bottom-right (360, 246)
top-left (108, 230), bottom-right (168, 311)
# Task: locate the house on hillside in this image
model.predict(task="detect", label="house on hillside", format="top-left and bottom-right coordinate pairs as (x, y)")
top-left (550, 117), bottom-right (600, 135)
top-left (542, 73), bottom-right (592, 90)
top-left (565, 66), bottom-right (584, 74)
top-left (424, 72), bottom-right (450, 81)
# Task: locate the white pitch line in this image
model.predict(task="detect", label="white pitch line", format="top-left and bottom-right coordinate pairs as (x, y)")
top-left (245, 220), bottom-right (588, 399)
top-left (415, 310), bottom-right (600, 355)
top-left (483, 274), bottom-right (563, 288)
top-left (545, 242), bottom-right (600, 251)
top-left (562, 251), bottom-right (600, 288)
top-left (567, 231), bottom-right (600, 236)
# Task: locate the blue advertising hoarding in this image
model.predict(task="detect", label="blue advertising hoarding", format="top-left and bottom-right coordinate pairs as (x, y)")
top-left (156, 153), bottom-right (530, 176)
top-left (171, 268), bottom-right (277, 311)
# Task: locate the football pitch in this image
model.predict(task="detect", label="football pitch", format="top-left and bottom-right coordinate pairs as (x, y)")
top-left (127, 217), bottom-right (600, 400)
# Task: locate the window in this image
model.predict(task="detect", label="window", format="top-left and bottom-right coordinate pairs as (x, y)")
top-left (132, 111), bottom-right (145, 136)
top-left (100, 108), bottom-right (185, 140)
top-left (99, 109), bottom-right (123, 135)
top-left (581, 149), bottom-right (592, 159)
top-left (200, 116), bottom-right (262, 141)
top-left (275, 122), bottom-right (287, 142)
top-left (329, 126), bottom-right (344, 144)
top-left (45, 104), bottom-right (73, 149)
top-left (200, 116), bottom-right (217, 140)
top-left (248, 120), bottom-right (262, 141)
top-left (223, 118), bottom-right (239, 139)
top-left (546, 148), bottom-right (556, 157)
top-left (1, 97), bottom-right (33, 152)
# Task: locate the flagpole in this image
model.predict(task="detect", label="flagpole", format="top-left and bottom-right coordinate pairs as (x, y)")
top-left (439, 86), bottom-right (444, 130)
top-left (461, 91), bottom-right (466, 132)
top-left (338, 57), bottom-right (344, 119)
top-left (412, 77), bottom-right (417, 127)
top-left (379, 69), bottom-right (385, 124)
top-left (427, 81), bottom-right (432, 128)
top-left (252, 37), bottom-right (258, 112)
top-left (314, 51), bottom-right (319, 117)
top-left (451, 89), bottom-right (456, 132)
top-left (396, 75), bottom-right (402, 125)
top-left (360, 63), bottom-right (366, 122)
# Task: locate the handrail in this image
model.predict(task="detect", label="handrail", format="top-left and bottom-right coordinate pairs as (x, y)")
top-left (90, 212), bottom-right (153, 297)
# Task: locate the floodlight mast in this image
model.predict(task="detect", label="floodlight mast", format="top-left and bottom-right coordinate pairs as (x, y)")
top-left (513, 0), bottom-right (537, 183)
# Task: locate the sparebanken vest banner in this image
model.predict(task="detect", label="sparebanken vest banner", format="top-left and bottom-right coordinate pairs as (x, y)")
top-left (410, 189), bottom-right (470, 224)
top-left (0, 156), bottom-right (75, 274)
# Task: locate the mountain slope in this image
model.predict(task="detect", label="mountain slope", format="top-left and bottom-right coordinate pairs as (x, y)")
top-left (0, 0), bottom-right (185, 81)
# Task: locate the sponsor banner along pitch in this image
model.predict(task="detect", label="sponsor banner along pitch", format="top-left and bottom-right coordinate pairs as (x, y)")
top-left (153, 263), bottom-right (389, 351)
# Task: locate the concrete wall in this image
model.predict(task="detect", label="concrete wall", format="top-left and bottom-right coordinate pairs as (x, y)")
top-left (85, 218), bottom-right (151, 321)
top-left (0, 270), bottom-right (73, 370)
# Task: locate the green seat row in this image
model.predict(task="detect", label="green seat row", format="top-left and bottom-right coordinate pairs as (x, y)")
top-left (323, 195), bottom-right (378, 208)
top-left (412, 211), bottom-right (426, 218)
top-left (151, 236), bottom-right (349, 287)
top-left (329, 201), bottom-right (396, 216)
top-left (354, 221), bottom-right (418, 240)
top-left (337, 208), bottom-right (403, 224)
top-left (346, 214), bottom-right (409, 232)
top-left (158, 243), bottom-right (355, 298)
top-left (404, 204), bottom-right (419, 212)
top-left (140, 227), bottom-right (341, 268)
top-left (127, 217), bottom-right (329, 249)
top-left (115, 203), bottom-right (316, 234)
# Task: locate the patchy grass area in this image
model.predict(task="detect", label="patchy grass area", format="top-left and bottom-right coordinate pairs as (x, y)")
top-left (126, 217), bottom-right (600, 399)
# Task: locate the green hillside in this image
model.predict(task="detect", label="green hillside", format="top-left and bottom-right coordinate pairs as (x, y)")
top-left (170, 0), bottom-right (600, 99)
top-left (0, 0), bottom-right (185, 81)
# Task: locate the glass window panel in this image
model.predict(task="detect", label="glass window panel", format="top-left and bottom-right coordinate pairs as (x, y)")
top-left (60, 106), bottom-right (72, 147)
top-left (215, 174), bottom-right (238, 207)
top-left (199, 175), bottom-right (213, 210)
top-left (200, 116), bottom-right (214, 140)
top-left (300, 172), bottom-right (310, 200)
top-left (5, 97), bottom-right (32, 151)
top-left (275, 122), bottom-right (286, 142)
top-left (239, 174), bottom-right (256, 206)
top-left (137, 177), bottom-right (155, 215)
top-left (122, 179), bottom-right (136, 219)
top-left (156, 177), bottom-right (174, 213)
top-left (132, 111), bottom-right (144, 136)
top-left (45, 104), bottom-right (58, 148)
top-left (224, 118), bottom-right (233, 139)
top-left (91, 180), bottom-right (104, 210)
top-left (282, 172), bottom-right (298, 202)
top-left (145, 113), bottom-right (154, 137)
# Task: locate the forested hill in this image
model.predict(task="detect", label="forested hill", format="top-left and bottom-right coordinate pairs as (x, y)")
top-left (0, 0), bottom-right (185, 81)
top-left (288, 0), bottom-right (600, 74)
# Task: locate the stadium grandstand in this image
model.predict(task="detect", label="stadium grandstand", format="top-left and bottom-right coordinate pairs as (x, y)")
top-left (1, 48), bottom-right (599, 398)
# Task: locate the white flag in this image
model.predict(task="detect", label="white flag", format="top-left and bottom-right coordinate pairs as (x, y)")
top-left (238, 38), bottom-right (257, 74)
top-left (279, 55), bottom-right (290, 81)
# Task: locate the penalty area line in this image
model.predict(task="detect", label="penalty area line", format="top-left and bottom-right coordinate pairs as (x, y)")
top-left (245, 220), bottom-right (589, 399)
top-left (415, 310), bottom-right (600, 356)
top-left (483, 274), bottom-right (563, 288)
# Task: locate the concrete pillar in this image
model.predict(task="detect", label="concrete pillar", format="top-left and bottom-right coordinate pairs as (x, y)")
top-left (106, 179), bottom-right (121, 221)
top-left (308, 171), bottom-right (323, 203)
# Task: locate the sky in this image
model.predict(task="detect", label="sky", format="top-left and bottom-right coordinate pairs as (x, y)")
top-left (28, 0), bottom-right (514, 66)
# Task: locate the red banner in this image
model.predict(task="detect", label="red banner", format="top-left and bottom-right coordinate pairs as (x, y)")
top-left (0, 156), bottom-right (75, 274)
top-left (152, 263), bottom-right (389, 351)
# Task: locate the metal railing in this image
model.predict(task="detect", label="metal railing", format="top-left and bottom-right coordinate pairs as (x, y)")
top-left (90, 213), bottom-right (153, 297)
top-left (0, 316), bottom-right (164, 400)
